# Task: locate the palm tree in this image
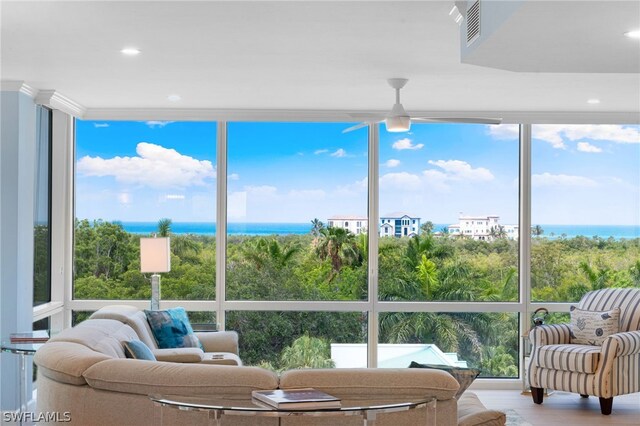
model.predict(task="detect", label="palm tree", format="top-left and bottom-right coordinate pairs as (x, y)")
top-left (531, 225), bottom-right (544, 237)
top-left (489, 225), bottom-right (507, 240)
top-left (243, 237), bottom-right (299, 270)
top-left (315, 227), bottom-right (362, 276)
top-left (156, 218), bottom-right (172, 237)
top-left (279, 334), bottom-right (335, 369)
top-left (310, 218), bottom-right (324, 238)
top-left (172, 235), bottom-right (202, 262)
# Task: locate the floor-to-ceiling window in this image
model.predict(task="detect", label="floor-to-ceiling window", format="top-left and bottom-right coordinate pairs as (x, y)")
top-left (74, 121), bottom-right (217, 311)
top-left (531, 124), bottom-right (640, 305)
top-left (33, 106), bottom-right (52, 307)
top-left (225, 122), bottom-right (369, 368)
top-left (377, 123), bottom-right (520, 377)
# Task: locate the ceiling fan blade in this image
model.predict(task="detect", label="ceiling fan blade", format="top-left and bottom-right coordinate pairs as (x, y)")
top-left (411, 117), bottom-right (502, 125)
top-left (342, 122), bottom-right (370, 133)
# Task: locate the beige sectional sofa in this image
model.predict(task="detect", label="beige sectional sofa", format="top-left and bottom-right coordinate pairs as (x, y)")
top-left (34, 305), bottom-right (473, 425)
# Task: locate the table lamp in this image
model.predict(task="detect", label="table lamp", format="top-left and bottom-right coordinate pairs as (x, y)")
top-left (140, 237), bottom-right (171, 310)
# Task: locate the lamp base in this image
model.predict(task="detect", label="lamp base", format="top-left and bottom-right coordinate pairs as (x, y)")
top-left (151, 274), bottom-right (161, 310)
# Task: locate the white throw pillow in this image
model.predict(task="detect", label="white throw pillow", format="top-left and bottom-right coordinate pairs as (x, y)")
top-left (570, 306), bottom-right (620, 345)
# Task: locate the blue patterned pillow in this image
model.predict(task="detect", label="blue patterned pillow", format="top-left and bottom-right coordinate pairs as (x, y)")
top-left (144, 307), bottom-right (202, 349)
top-left (123, 340), bottom-right (156, 361)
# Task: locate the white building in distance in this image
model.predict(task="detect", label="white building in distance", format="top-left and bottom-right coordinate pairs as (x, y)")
top-left (380, 212), bottom-right (421, 238)
top-left (326, 215), bottom-right (368, 235)
top-left (448, 214), bottom-right (518, 241)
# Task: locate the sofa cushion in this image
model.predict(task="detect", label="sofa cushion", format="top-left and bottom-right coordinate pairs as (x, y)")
top-left (34, 341), bottom-right (112, 385)
top-left (409, 362), bottom-right (480, 399)
top-left (279, 368), bottom-right (459, 401)
top-left (83, 359), bottom-right (279, 396)
top-left (145, 307), bottom-right (202, 349)
top-left (570, 306), bottom-right (620, 345)
top-left (152, 347), bottom-right (203, 363)
top-left (534, 344), bottom-right (601, 374)
top-left (457, 391), bottom-right (506, 426)
top-left (49, 319), bottom-right (139, 358)
top-left (124, 340), bottom-right (156, 361)
top-left (90, 306), bottom-right (159, 349)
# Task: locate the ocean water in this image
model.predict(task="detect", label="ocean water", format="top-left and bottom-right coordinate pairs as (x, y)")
top-left (117, 222), bottom-right (640, 239)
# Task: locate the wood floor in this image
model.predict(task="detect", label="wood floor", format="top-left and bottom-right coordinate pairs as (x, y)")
top-left (474, 390), bottom-right (640, 425)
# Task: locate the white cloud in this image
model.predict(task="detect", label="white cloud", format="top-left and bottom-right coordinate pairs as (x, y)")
top-left (76, 142), bottom-right (215, 188)
top-left (577, 142), bottom-right (602, 153)
top-left (487, 124), bottom-right (519, 140)
top-left (532, 172), bottom-right (598, 188)
top-left (228, 173), bottom-right (240, 181)
top-left (164, 194), bottom-right (185, 200)
top-left (562, 125), bottom-right (640, 144)
top-left (428, 160), bottom-right (494, 181)
top-left (93, 123), bottom-right (109, 128)
top-left (335, 177), bottom-right (367, 196)
top-left (314, 149), bottom-right (329, 155)
top-left (288, 189), bottom-right (326, 199)
top-left (118, 192), bottom-right (131, 205)
top-left (244, 185), bottom-right (277, 196)
top-left (392, 138), bottom-right (424, 150)
top-left (385, 159), bottom-right (401, 168)
top-left (379, 172), bottom-right (423, 191)
top-left (145, 121), bottom-right (174, 128)
top-left (330, 148), bottom-right (347, 157)
top-left (489, 124), bottom-right (640, 149)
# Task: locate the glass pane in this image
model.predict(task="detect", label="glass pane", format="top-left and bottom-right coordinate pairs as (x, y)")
top-left (531, 124), bottom-right (640, 302)
top-left (74, 121), bottom-right (217, 300)
top-left (378, 124), bottom-right (519, 302)
top-left (34, 106), bottom-right (52, 306)
top-left (226, 311), bottom-right (367, 370)
top-left (379, 312), bottom-right (519, 378)
top-left (226, 122), bottom-right (368, 301)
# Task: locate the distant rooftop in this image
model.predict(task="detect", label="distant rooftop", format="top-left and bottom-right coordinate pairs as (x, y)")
top-left (331, 343), bottom-right (468, 369)
top-left (328, 215), bottom-right (368, 220)
top-left (381, 212), bottom-right (418, 219)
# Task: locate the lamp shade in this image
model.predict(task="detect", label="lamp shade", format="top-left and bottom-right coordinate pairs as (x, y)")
top-left (140, 237), bottom-right (171, 273)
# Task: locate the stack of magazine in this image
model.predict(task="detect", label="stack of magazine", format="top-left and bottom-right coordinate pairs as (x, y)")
top-left (251, 388), bottom-right (341, 409)
top-left (9, 330), bottom-right (49, 344)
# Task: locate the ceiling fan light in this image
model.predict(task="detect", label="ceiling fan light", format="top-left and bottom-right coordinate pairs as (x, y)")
top-left (386, 115), bottom-right (411, 132)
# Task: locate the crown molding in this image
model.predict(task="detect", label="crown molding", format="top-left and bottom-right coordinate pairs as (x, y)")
top-left (1, 80), bottom-right (38, 98)
top-left (35, 90), bottom-right (86, 118)
top-left (83, 108), bottom-right (640, 124)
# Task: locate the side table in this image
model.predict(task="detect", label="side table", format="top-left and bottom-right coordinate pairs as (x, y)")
top-left (1, 341), bottom-right (44, 425)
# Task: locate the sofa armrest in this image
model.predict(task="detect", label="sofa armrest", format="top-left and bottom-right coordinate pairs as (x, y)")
top-left (195, 331), bottom-right (239, 355)
top-left (152, 348), bottom-right (204, 363)
top-left (528, 323), bottom-right (572, 348)
top-left (607, 330), bottom-right (640, 357)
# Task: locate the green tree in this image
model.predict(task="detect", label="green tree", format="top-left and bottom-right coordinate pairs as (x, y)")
top-left (280, 334), bottom-right (335, 369)
top-left (310, 218), bottom-right (324, 238)
top-left (315, 227), bottom-right (362, 276)
top-left (157, 218), bottom-right (172, 237)
top-left (531, 225), bottom-right (544, 237)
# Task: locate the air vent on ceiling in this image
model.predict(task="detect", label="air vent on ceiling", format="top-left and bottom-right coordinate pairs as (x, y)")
top-left (466, 0), bottom-right (481, 46)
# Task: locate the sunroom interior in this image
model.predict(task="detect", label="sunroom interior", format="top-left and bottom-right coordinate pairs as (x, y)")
top-left (1, 0), bottom-right (639, 422)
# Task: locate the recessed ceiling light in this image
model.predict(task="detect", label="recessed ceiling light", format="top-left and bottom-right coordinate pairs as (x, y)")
top-left (587, 99), bottom-right (600, 105)
top-left (120, 47), bottom-right (141, 56)
top-left (167, 94), bottom-right (181, 102)
top-left (624, 30), bottom-right (640, 39)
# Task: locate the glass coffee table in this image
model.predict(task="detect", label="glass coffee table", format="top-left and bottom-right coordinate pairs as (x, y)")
top-left (150, 394), bottom-right (436, 426)
top-left (1, 341), bottom-right (44, 426)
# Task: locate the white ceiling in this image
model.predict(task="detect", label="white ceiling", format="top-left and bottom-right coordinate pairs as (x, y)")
top-left (1, 1), bottom-right (639, 120)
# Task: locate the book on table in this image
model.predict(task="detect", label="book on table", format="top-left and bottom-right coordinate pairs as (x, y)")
top-left (251, 388), bottom-right (341, 409)
top-left (9, 330), bottom-right (49, 343)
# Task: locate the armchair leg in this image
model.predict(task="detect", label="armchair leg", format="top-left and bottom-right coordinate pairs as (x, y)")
top-left (531, 387), bottom-right (544, 404)
top-left (599, 397), bottom-right (613, 415)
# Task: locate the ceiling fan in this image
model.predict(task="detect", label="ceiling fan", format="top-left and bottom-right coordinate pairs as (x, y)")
top-left (343, 78), bottom-right (502, 133)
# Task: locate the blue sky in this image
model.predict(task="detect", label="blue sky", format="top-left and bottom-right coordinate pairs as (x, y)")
top-left (75, 121), bottom-right (639, 225)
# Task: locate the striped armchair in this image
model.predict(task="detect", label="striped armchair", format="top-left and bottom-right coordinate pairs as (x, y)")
top-left (528, 288), bottom-right (640, 415)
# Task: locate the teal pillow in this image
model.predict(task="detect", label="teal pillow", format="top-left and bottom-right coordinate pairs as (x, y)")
top-left (144, 307), bottom-right (202, 349)
top-left (123, 340), bottom-right (156, 361)
top-left (409, 361), bottom-right (480, 399)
